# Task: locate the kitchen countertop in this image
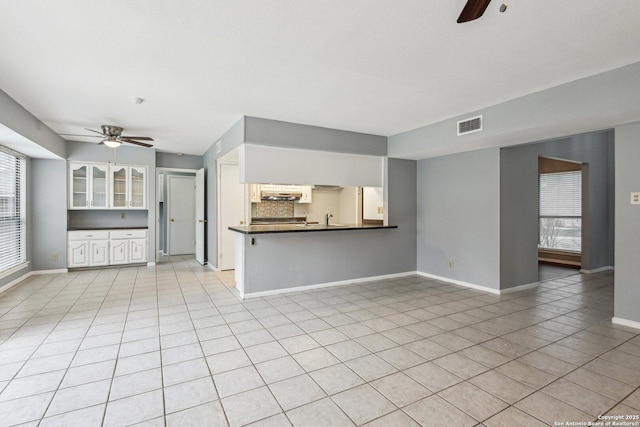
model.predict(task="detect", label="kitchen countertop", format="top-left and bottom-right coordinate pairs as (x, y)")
top-left (229, 223), bottom-right (397, 234)
top-left (68, 226), bottom-right (149, 231)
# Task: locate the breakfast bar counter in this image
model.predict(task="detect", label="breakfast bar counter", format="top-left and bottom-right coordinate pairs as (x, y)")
top-left (229, 224), bottom-right (404, 298)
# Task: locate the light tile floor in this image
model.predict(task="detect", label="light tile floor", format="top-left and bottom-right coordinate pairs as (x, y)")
top-left (0, 257), bottom-right (639, 426)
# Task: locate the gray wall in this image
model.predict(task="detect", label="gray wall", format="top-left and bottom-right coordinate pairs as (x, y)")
top-left (66, 141), bottom-right (157, 262)
top-left (614, 122), bottom-right (640, 323)
top-left (0, 89), bottom-right (66, 159)
top-left (245, 116), bottom-right (387, 156)
top-left (242, 158), bottom-right (416, 294)
top-left (389, 62), bottom-right (640, 160)
top-left (203, 117), bottom-right (246, 267)
top-left (31, 159), bottom-right (67, 270)
top-left (156, 152), bottom-right (203, 169)
top-left (500, 130), bottom-right (614, 288)
top-left (417, 148), bottom-right (501, 290)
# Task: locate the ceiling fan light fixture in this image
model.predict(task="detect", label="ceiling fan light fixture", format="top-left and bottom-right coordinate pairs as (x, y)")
top-left (103, 136), bottom-right (122, 148)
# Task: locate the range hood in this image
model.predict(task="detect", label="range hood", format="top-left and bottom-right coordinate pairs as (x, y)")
top-left (261, 191), bottom-right (302, 201)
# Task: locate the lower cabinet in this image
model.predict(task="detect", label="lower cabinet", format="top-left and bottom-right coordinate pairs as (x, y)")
top-left (68, 229), bottom-right (147, 268)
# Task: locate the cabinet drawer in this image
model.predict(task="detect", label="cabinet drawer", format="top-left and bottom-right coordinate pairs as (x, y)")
top-left (110, 229), bottom-right (147, 239)
top-left (68, 230), bottom-right (110, 240)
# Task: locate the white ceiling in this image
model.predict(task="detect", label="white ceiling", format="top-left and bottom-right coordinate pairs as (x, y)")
top-left (1, 1), bottom-right (640, 156)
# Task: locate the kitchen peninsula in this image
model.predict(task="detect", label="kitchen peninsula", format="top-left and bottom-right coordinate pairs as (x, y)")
top-left (229, 223), bottom-right (400, 298)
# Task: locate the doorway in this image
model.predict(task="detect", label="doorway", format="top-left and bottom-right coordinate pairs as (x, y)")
top-left (538, 157), bottom-right (583, 280)
top-left (168, 175), bottom-right (196, 256)
top-left (218, 162), bottom-right (246, 271)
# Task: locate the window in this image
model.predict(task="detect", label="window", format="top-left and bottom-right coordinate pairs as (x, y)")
top-left (0, 146), bottom-right (26, 274)
top-left (539, 170), bottom-right (582, 252)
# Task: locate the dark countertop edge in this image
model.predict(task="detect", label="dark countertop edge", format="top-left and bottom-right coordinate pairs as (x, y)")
top-left (228, 224), bottom-right (398, 235)
top-left (68, 227), bottom-right (149, 231)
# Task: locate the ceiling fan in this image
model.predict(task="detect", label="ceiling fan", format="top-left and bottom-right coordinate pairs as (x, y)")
top-left (457, 0), bottom-right (494, 23)
top-left (60, 125), bottom-right (154, 148)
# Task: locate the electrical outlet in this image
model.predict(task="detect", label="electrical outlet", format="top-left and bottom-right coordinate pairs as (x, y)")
top-left (631, 192), bottom-right (640, 205)
top-left (121, 212), bottom-right (126, 219)
top-left (52, 253), bottom-right (58, 261)
top-left (448, 260), bottom-right (454, 269)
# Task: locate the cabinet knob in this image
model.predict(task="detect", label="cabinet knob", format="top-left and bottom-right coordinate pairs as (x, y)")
top-left (240, 220), bottom-right (244, 225)
top-left (171, 219), bottom-right (175, 222)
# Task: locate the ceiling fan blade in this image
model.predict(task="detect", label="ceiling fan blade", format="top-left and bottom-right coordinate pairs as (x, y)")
top-left (58, 133), bottom-right (103, 138)
top-left (120, 136), bottom-right (154, 141)
top-left (457, 0), bottom-right (492, 23)
top-left (85, 128), bottom-right (105, 136)
top-left (121, 138), bottom-right (153, 148)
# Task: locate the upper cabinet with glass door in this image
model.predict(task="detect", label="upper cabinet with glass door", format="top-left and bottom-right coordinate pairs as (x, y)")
top-left (68, 162), bottom-right (110, 209)
top-left (69, 162), bottom-right (147, 210)
top-left (109, 164), bottom-right (148, 210)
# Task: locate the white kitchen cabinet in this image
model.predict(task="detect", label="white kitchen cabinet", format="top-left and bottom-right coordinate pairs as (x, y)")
top-left (250, 184), bottom-right (261, 203)
top-left (68, 230), bottom-right (110, 268)
top-left (297, 186), bottom-right (313, 204)
top-left (109, 239), bottom-right (129, 265)
top-left (110, 229), bottom-right (148, 265)
top-left (68, 229), bottom-right (147, 268)
top-left (281, 185), bottom-right (301, 192)
top-left (90, 240), bottom-right (109, 266)
top-left (69, 163), bottom-right (110, 209)
top-left (129, 239), bottom-right (147, 263)
top-left (260, 184), bottom-right (281, 192)
top-left (109, 164), bottom-right (148, 209)
top-left (68, 240), bottom-right (89, 268)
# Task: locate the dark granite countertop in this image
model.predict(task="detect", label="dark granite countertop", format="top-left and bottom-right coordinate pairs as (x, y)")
top-left (68, 226), bottom-right (149, 231)
top-left (228, 223), bottom-right (398, 235)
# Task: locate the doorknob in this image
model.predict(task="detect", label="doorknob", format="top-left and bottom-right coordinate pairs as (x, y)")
top-left (198, 219), bottom-right (207, 223)
top-left (171, 218), bottom-right (175, 222)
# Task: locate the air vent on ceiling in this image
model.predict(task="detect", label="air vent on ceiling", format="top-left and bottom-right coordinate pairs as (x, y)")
top-left (457, 115), bottom-right (483, 136)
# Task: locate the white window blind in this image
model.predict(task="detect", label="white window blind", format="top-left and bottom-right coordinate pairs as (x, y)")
top-left (0, 146), bottom-right (26, 273)
top-left (539, 171), bottom-right (582, 252)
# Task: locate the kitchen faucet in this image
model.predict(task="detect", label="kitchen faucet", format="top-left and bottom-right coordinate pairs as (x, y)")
top-left (325, 208), bottom-right (333, 226)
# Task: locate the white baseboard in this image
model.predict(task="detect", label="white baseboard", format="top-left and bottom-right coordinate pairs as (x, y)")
top-left (580, 266), bottom-right (614, 274)
top-left (32, 269), bottom-right (68, 275)
top-left (500, 281), bottom-right (541, 294)
top-left (241, 271), bottom-right (417, 299)
top-left (147, 262), bottom-right (156, 266)
top-left (1, 268), bottom-right (68, 295)
top-left (416, 271), bottom-right (500, 295)
top-left (0, 271), bottom-right (32, 294)
top-left (612, 317), bottom-right (640, 331)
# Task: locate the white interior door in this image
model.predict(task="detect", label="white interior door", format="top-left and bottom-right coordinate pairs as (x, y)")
top-left (195, 168), bottom-right (206, 265)
top-left (220, 164), bottom-right (245, 270)
top-left (169, 176), bottom-right (196, 255)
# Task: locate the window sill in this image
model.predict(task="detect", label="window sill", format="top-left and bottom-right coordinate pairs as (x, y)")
top-left (0, 262), bottom-right (31, 281)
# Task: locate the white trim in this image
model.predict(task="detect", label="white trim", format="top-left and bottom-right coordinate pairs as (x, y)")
top-left (147, 262), bottom-right (156, 266)
top-left (0, 271), bottom-right (31, 294)
top-left (580, 266), bottom-right (614, 274)
top-left (416, 271), bottom-right (500, 295)
top-left (31, 269), bottom-right (68, 275)
top-left (207, 264), bottom-right (219, 272)
top-left (612, 317), bottom-right (640, 331)
top-left (0, 261), bottom-right (30, 281)
top-left (156, 167), bottom-right (200, 173)
top-left (241, 271), bottom-right (417, 299)
top-left (500, 281), bottom-right (540, 294)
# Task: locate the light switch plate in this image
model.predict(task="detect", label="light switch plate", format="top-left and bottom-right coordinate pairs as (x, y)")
top-left (631, 192), bottom-right (640, 205)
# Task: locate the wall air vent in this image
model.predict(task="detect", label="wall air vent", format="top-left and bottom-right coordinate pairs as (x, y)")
top-left (457, 115), bottom-right (483, 136)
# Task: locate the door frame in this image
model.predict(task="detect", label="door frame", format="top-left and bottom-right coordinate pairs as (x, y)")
top-left (167, 175), bottom-right (196, 256)
top-left (216, 158), bottom-right (250, 270)
top-left (156, 167), bottom-right (199, 262)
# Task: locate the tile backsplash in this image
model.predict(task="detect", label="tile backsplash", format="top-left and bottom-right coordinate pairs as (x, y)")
top-left (255, 201), bottom-right (294, 217)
